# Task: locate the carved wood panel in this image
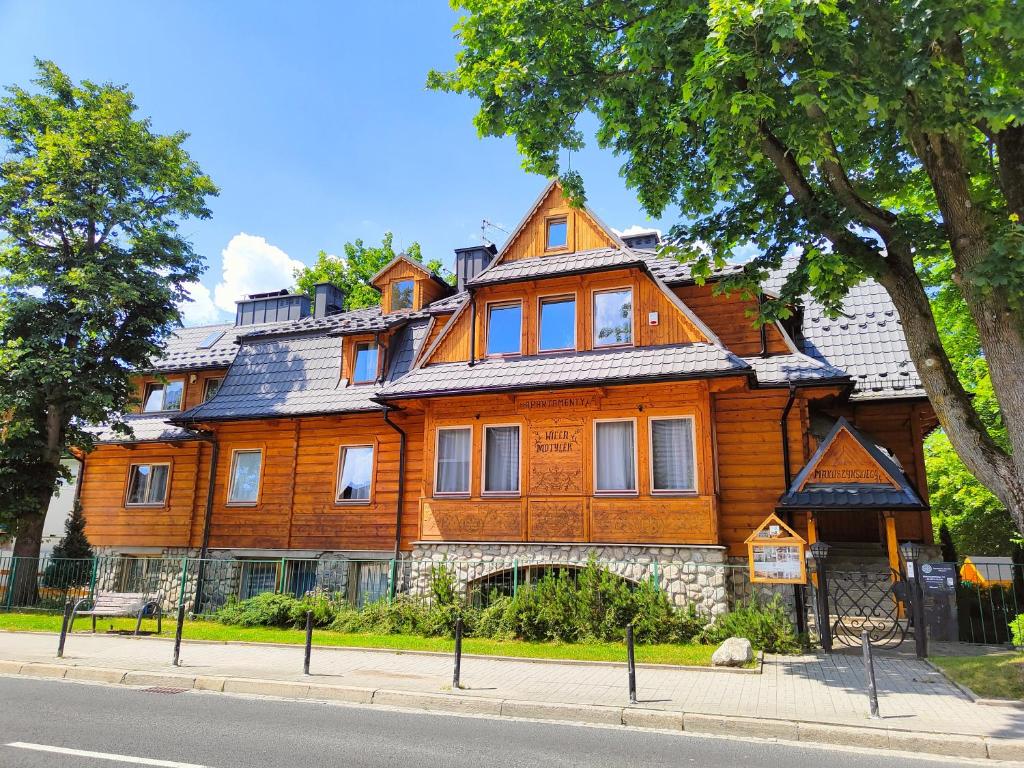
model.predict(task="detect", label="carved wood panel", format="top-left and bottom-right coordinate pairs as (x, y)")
top-left (590, 497), bottom-right (715, 544)
top-left (801, 428), bottom-right (899, 488)
top-left (526, 418), bottom-right (585, 495)
top-left (420, 500), bottom-right (523, 541)
top-left (528, 499), bottom-right (587, 541)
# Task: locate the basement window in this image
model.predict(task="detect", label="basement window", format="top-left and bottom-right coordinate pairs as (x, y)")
top-left (142, 381), bottom-right (184, 412)
top-left (126, 464), bottom-right (170, 506)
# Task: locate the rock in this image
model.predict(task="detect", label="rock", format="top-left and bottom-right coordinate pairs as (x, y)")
top-left (712, 637), bottom-right (753, 667)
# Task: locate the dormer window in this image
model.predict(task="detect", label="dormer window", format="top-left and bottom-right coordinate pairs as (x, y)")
top-left (353, 342), bottom-right (379, 384)
top-left (546, 217), bottom-right (568, 250)
top-left (142, 381), bottom-right (184, 412)
top-left (391, 280), bottom-right (414, 311)
top-left (486, 301), bottom-right (522, 356)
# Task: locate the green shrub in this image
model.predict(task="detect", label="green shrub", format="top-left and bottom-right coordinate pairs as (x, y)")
top-left (216, 593), bottom-right (302, 628)
top-left (701, 595), bottom-right (799, 654)
top-left (1010, 614), bottom-right (1024, 648)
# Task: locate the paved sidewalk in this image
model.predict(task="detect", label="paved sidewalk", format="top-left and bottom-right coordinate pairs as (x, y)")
top-left (1, 631), bottom-right (1022, 745)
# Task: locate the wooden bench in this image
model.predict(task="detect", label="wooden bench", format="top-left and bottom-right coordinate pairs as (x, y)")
top-left (70, 591), bottom-right (163, 635)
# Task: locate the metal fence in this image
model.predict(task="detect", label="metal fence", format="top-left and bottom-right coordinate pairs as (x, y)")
top-left (954, 561), bottom-right (1023, 646)
top-left (0, 554), bottom-right (768, 618)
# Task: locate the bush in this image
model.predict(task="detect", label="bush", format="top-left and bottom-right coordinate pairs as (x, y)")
top-left (1010, 614), bottom-right (1024, 648)
top-left (216, 593), bottom-right (303, 628)
top-left (701, 595), bottom-right (799, 654)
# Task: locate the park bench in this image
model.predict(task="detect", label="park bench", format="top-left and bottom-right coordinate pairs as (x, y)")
top-left (70, 591), bottom-right (163, 635)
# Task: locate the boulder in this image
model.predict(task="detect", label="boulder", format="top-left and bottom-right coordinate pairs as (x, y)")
top-left (711, 637), bottom-right (753, 667)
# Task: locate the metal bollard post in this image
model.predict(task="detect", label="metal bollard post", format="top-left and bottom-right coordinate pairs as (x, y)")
top-left (172, 604), bottom-right (185, 667)
top-left (56, 599), bottom-right (73, 658)
top-left (626, 624), bottom-right (637, 705)
top-left (452, 617), bottom-right (463, 690)
top-left (303, 610), bottom-right (313, 675)
top-left (861, 631), bottom-right (880, 718)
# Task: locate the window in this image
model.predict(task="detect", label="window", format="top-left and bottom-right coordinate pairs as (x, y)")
top-left (594, 420), bottom-right (637, 493)
top-left (546, 217), bottom-right (568, 250)
top-left (197, 329), bottom-right (225, 349)
top-left (228, 449), bottom-right (262, 504)
top-left (337, 445), bottom-right (373, 502)
top-left (593, 288), bottom-right (633, 347)
top-left (239, 560), bottom-right (279, 599)
top-left (352, 561), bottom-right (390, 607)
top-left (116, 556), bottom-right (161, 592)
top-left (539, 295), bottom-right (576, 351)
top-left (486, 301), bottom-right (522, 356)
top-left (285, 560), bottom-right (318, 598)
top-left (435, 427), bottom-right (471, 495)
top-left (352, 342), bottom-right (378, 384)
top-left (483, 425), bottom-right (520, 495)
top-left (391, 280), bottom-right (414, 311)
top-left (650, 417), bottom-right (697, 493)
top-left (126, 464), bottom-right (169, 506)
top-left (142, 380), bottom-right (184, 412)
top-left (203, 377), bottom-right (223, 402)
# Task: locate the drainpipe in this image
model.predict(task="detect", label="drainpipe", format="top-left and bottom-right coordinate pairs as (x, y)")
top-left (779, 383), bottom-right (797, 488)
top-left (468, 291), bottom-right (477, 367)
top-left (382, 407), bottom-right (407, 564)
top-left (758, 294), bottom-right (768, 357)
top-left (193, 433), bottom-right (219, 614)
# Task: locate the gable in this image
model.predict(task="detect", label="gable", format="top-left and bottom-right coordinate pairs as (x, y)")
top-left (798, 426), bottom-right (900, 489)
top-left (498, 181), bottom-right (620, 264)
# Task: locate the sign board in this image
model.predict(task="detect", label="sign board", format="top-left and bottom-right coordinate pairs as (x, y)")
top-left (920, 562), bottom-right (956, 595)
top-left (920, 562), bottom-right (959, 642)
top-left (745, 514), bottom-right (807, 584)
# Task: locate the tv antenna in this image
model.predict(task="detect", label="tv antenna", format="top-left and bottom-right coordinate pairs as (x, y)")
top-left (480, 218), bottom-right (508, 247)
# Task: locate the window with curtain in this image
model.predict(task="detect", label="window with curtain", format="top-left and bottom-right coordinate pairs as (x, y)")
top-left (539, 295), bottom-right (576, 351)
top-left (228, 450), bottom-right (263, 503)
top-left (486, 302), bottom-right (522, 355)
top-left (126, 464), bottom-right (169, 506)
top-left (594, 420), bottom-right (637, 493)
top-left (484, 425), bottom-right (520, 494)
top-left (142, 380), bottom-right (184, 412)
top-left (352, 342), bottom-right (378, 383)
top-left (651, 417), bottom-right (696, 492)
top-left (593, 288), bottom-right (633, 347)
top-left (435, 427), bottom-right (471, 494)
top-left (337, 445), bottom-right (373, 501)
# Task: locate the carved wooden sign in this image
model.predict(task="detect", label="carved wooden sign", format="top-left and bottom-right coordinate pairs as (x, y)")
top-left (528, 500), bottom-right (586, 541)
top-left (801, 428), bottom-right (899, 488)
top-left (527, 418), bottom-right (585, 495)
top-left (420, 500), bottom-right (522, 541)
top-left (516, 390), bottom-right (601, 414)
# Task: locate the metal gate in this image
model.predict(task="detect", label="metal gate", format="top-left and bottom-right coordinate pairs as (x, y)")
top-left (826, 567), bottom-right (909, 649)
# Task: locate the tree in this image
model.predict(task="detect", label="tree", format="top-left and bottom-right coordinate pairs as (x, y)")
top-left (429, 1), bottom-right (1024, 537)
top-left (0, 60), bottom-right (217, 588)
top-left (42, 498), bottom-right (94, 590)
top-left (294, 234), bottom-right (453, 311)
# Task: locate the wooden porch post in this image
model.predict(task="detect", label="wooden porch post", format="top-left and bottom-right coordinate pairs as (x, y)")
top-left (883, 512), bottom-right (905, 618)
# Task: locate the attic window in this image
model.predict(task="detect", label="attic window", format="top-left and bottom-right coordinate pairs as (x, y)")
top-left (143, 381), bottom-right (184, 412)
top-left (197, 330), bottom-right (225, 349)
top-left (546, 217), bottom-right (568, 250)
top-left (391, 280), bottom-right (414, 311)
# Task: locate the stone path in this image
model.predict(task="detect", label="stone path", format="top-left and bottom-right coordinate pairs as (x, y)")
top-left (0, 631), bottom-right (1021, 742)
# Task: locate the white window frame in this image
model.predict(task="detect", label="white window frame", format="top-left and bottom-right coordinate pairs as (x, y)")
top-left (481, 423), bottom-right (522, 497)
top-left (124, 463), bottom-right (170, 507)
top-left (592, 287), bottom-right (635, 349)
top-left (142, 380), bottom-right (185, 412)
top-left (336, 444), bottom-right (375, 504)
top-left (537, 292), bottom-right (577, 353)
top-left (485, 300), bottom-right (523, 357)
top-left (434, 425), bottom-right (473, 497)
top-left (592, 417), bottom-right (639, 496)
top-left (351, 341), bottom-right (379, 384)
top-left (227, 448), bottom-right (263, 505)
top-left (648, 415), bottom-right (699, 495)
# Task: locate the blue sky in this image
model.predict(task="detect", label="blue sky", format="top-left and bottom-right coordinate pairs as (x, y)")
top-left (0, 2), bottom-right (677, 325)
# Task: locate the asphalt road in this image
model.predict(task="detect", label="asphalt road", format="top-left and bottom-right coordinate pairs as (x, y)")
top-left (0, 676), bottom-right (990, 768)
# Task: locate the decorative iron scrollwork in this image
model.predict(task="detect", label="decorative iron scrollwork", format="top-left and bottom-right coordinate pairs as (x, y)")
top-left (828, 568), bottom-right (908, 648)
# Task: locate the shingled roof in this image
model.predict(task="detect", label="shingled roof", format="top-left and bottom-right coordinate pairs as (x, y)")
top-left (376, 343), bottom-right (748, 400)
top-left (86, 414), bottom-right (201, 444)
top-left (149, 323), bottom-right (240, 372)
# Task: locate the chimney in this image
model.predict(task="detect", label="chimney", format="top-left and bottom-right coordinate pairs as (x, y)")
top-left (620, 229), bottom-right (661, 249)
top-left (454, 243), bottom-right (497, 291)
top-left (235, 289), bottom-right (310, 326)
top-left (313, 282), bottom-right (345, 318)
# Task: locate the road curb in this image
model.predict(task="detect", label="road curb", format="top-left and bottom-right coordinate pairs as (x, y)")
top-left (1, 658), bottom-right (1020, 761)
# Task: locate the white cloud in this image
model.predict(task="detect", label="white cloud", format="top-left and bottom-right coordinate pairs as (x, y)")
top-left (213, 233), bottom-right (306, 313)
top-left (613, 224), bottom-right (662, 238)
top-left (179, 281), bottom-right (223, 326)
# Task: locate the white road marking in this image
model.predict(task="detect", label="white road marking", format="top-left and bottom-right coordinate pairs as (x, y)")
top-left (5, 742), bottom-right (210, 767)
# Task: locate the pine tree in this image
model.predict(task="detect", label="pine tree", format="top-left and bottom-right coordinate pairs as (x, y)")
top-left (938, 521), bottom-right (958, 565)
top-left (42, 500), bottom-right (94, 589)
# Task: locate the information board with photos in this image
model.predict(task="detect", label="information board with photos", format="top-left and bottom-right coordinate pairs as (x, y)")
top-left (745, 514), bottom-right (807, 584)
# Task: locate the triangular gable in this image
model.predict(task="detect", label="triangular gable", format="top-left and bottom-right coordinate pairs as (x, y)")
top-left (493, 180), bottom-right (624, 266)
top-left (744, 513), bottom-right (805, 545)
top-left (370, 254), bottom-right (439, 289)
top-left (797, 419), bottom-right (901, 490)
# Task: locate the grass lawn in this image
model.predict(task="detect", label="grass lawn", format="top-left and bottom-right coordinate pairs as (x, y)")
top-left (0, 611), bottom-right (723, 667)
top-left (931, 652), bottom-right (1024, 701)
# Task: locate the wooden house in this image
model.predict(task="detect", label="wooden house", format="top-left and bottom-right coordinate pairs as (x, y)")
top-left (77, 181), bottom-right (936, 610)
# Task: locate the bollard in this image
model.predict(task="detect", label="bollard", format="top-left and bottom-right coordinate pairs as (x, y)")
top-left (56, 599), bottom-right (73, 658)
top-left (861, 631), bottom-right (880, 718)
top-left (452, 617), bottom-right (463, 690)
top-left (172, 604), bottom-right (185, 667)
top-left (626, 624), bottom-right (637, 705)
top-left (303, 610), bottom-right (313, 675)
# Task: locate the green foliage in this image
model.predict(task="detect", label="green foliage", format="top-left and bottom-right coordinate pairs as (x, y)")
top-left (700, 596), bottom-right (800, 654)
top-left (0, 60), bottom-right (217, 542)
top-left (293, 235), bottom-right (453, 311)
top-left (41, 499), bottom-right (94, 589)
top-left (1011, 615), bottom-right (1024, 648)
top-left (214, 592), bottom-right (338, 629)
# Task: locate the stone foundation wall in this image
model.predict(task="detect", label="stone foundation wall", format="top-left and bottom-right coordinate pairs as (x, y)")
top-left (408, 542), bottom-right (731, 616)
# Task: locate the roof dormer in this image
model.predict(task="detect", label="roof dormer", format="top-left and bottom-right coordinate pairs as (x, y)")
top-left (371, 254), bottom-right (454, 314)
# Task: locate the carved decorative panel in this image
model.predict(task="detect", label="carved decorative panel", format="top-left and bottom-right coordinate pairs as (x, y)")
top-left (527, 418), bottom-right (585, 495)
top-left (801, 429), bottom-right (899, 488)
top-left (591, 497), bottom-right (715, 544)
top-left (528, 500), bottom-right (586, 541)
top-left (420, 500), bottom-right (523, 541)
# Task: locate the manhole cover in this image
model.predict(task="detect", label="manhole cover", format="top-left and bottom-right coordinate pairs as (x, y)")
top-left (142, 686), bottom-right (187, 695)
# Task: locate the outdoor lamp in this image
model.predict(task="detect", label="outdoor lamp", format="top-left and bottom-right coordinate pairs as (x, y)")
top-left (809, 541), bottom-right (830, 561)
top-left (899, 541), bottom-right (921, 563)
